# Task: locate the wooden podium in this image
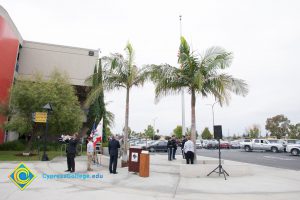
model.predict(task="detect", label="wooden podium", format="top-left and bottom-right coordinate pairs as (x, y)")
top-left (128, 147), bottom-right (142, 173)
top-left (139, 151), bottom-right (150, 177)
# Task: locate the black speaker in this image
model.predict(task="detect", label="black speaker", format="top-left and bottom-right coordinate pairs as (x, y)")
top-left (214, 125), bottom-right (222, 139)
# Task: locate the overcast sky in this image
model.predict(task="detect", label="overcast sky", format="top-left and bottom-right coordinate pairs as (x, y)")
top-left (1, 0), bottom-right (300, 136)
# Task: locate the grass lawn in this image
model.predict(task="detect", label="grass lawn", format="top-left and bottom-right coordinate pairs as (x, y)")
top-left (0, 151), bottom-right (62, 161)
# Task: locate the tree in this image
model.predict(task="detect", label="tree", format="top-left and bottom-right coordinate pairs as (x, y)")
top-left (144, 125), bottom-right (155, 139)
top-left (289, 123), bottom-right (300, 139)
top-left (201, 127), bottom-right (212, 139)
top-left (105, 126), bottom-right (113, 138)
top-left (186, 128), bottom-right (199, 139)
top-left (165, 136), bottom-right (171, 140)
top-left (265, 114), bottom-right (290, 139)
top-left (99, 42), bottom-right (149, 162)
top-left (85, 59), bottom-right (114, 143)
top-left (153, 135), bottom-right (161, 140)
top-left (232, 134), bottom-right (241, 140)
top-left (150, 37), bottom-right (248, 152)
top-left (5, 71), bottom-right (83, 151)
top-left (246, 125), bottom-right (261, 139)
top-left (173, 125), bottom-right (182, 138)
top-left (123, 126), bottom-right (132, 138)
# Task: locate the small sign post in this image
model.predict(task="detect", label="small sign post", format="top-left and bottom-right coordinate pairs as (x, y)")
top-left (32, 112), bottom-right (48, 123)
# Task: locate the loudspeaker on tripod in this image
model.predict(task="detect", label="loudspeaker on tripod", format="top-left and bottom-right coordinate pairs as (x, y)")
top-left (214, 125), bottom-right (222, 140)
top-left (208, 124), bottom-right (229, 180)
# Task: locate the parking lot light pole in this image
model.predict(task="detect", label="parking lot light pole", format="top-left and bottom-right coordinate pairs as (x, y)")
top-left (206, 100), bottom-right (219, 133)
top-left (152, 117), bottom-right (157, 140)
top-left (42, 103), bottom-right (53, 161)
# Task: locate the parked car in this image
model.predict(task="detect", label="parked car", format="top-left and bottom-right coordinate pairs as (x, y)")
top-left (147, 140), bottom-right (168, 152)
top-left (267, 139), bottom-right (287, 151)
top-left (230, 140), bottom-right (241, 149)
top-left (204, 140), bottom-right (218, 149)
top-left (240, 139), bottom-right (285, 153)
top-left (196, 140), bottom-right (202, 149)
top-left (286, 140), bottom-right (300, 156)
top-left (202, 140), bottom-right (209, 148)
top-left (219, 140), bottom-right (231, 149)
top-left (285, 139), bottom-right (298, 144)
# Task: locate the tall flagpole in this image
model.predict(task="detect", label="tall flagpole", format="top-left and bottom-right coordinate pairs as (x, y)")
top-left (179, 15), bottom-right (186, 136)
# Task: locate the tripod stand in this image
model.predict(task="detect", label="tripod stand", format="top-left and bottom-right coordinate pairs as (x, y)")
top-left (207, 139), bottom-right (229, 180)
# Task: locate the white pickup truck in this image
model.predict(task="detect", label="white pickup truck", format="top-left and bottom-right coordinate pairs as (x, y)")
top-left (240, 139), bottom-right (285, 153)
top-left (286, 140), bottom-right (300, 156)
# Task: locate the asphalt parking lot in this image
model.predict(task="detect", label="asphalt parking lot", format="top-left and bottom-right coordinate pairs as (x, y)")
top-left (195, 148), bottom-right (300, 171)
top-left (151, 149), bottom-right (300, 171)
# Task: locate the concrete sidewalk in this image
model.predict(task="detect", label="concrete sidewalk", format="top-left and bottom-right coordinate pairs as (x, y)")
top-left (1, 154), bottom-right (300, 200)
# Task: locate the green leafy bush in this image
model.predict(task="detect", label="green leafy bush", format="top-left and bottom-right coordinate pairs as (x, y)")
top-left (0, 140), bottom-right (26, 151)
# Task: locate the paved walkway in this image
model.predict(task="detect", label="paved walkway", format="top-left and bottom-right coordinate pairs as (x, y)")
top-left (1, 154), bottom-right (300, 200)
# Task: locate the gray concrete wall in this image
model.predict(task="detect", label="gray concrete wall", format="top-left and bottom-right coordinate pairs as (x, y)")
top-left (18, 41), bottom-right (98, 86)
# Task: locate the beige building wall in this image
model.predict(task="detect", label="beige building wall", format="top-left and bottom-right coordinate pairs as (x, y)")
top-left (18, 41), bottom-right (98, 86)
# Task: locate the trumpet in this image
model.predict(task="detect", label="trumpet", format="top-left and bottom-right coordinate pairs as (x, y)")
top-left (59, 134), bottom-right (72, 142)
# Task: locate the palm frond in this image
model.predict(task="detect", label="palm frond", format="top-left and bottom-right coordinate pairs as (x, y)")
top-left (132, 66), bottom-right (151, 86)
top-left (201, 46), bottom-right (233, 71)
top-left (178, 36), bottom-right (190, 63)
top-left (125, 42), bottom-right (135, 69)
top-left (104, 109), bottom-right (115, 127)
top-left (150, 64), bottom-right (188, 102)
top-left (201, 73), bottom-right (248, 106)
top-left (84, 86), bottom-right (103, 108)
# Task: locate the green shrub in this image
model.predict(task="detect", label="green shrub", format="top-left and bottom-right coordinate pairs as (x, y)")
top-left (102, 142), bottom-right (108, 147)
top-left (0, 140), bottom-right (26, 151)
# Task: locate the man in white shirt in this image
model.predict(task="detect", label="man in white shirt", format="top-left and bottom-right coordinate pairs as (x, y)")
top-left (87, 137), bottom-right (94, 171)
top-left (183, 136), bottom-right (195, 164)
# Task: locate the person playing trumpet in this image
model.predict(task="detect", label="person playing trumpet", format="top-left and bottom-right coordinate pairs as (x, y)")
top-left (63, 133), bottom-right (79, 173)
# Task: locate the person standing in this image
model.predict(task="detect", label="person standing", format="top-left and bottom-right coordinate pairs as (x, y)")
top-left (184, 136), bottom-right (195, 164)
top-left (181, 135), bottom-right (187, 159)
top-left (167, 138), bottom-right (173, 161)
top-left (65, 133), bottom-right (79, 172)
top-left (108, 135), bottom-right (120, 174)
top-left (87, 137), bottom-right (94, 171)
top-left (172, 135), bottom-right (177, 160)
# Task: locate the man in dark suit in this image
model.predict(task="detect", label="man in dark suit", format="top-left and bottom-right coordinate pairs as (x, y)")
top-left (65, 133), bottom-right (79, 173)
top-left (167, 138), bottom-right (173, 161)
top-left (108, 135), bottom-right (120, 174)
top-left (171, 135), bottom-right (177, 160)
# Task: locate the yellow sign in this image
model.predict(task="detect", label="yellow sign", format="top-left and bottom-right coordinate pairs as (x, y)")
top-left (33, 112), bottom-right (47, 123)
top-left (8, 162), bottom-right (37, 191)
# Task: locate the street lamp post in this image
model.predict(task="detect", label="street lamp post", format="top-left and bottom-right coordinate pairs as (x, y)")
top-left (152, 117), bottom-right (157, 140)
top-left (42, 103), bottom-right (53, 161)
top-left (206, 100), bottom-right (219, 134)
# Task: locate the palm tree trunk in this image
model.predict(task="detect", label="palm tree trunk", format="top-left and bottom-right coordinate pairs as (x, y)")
top-left (191, 88), bottom-right (197, 159)
top-left (123, 87), bottom-right (130, 162)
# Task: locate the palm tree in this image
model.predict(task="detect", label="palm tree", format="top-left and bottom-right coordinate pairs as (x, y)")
top-left (151, 36), bottom-right (248, 150)
top-left (101, 42), bottom-right (149, 162)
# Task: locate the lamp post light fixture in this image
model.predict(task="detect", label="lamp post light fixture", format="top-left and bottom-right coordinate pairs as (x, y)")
top-left (206, 100), bottom-right (219, 134)
top-left (42, 103), bottom-right (53, 161)
top-left (152, 117), bottom-right (158, 140)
